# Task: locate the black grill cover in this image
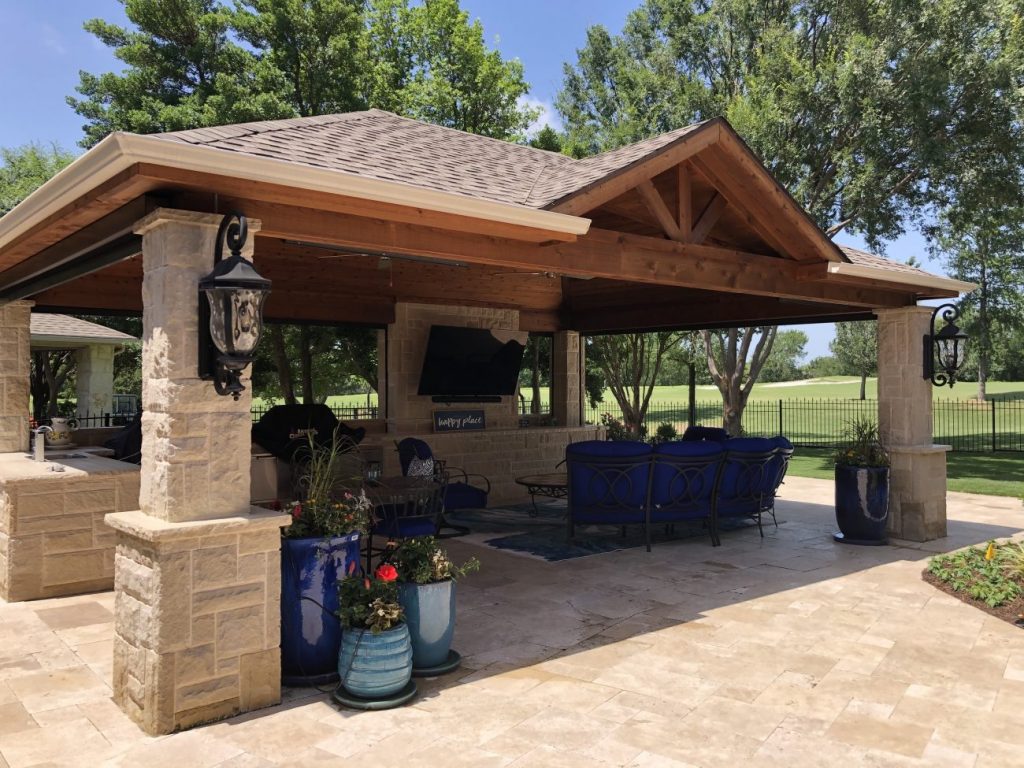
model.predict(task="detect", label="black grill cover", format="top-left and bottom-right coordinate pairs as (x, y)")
top-left (104, 417), bottom-right (143, 464)
top-left (251, 404), bottom-right (365, 462)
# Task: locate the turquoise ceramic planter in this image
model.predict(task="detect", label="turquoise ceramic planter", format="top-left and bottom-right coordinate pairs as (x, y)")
top-left (397, 581), bottom-right (455, 669)
top-left (338, 623), bottom-right (413, 698)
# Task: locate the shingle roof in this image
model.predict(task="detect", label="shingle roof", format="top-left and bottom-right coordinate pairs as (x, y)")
top-left (30, 314), bottom-right (137, 344)
top-left (155, 110), bottom-right (921, 275)
top-left (839, 246), bottom-right (933, 276)
top-left (155, 109), bottom-right (708, 210)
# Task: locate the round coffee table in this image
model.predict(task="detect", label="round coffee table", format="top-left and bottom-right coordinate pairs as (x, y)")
top-left (514, 472), bottom-right (568, 516)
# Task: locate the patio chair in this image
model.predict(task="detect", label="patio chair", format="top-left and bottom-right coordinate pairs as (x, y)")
top-left (395, 437), bottom-right (490, 512)
top-left (365, 475), bottom-right (447, 570)
top-left (712, 438), bottom-right (779, 543)
top-left (565, 440), bottom-right (653, 550)
top-left (761, 436), bottom-right (794, 528)
top-left (647, 440), bottom-right (725, 545)
top-left (681, 425), bottom-right (729, 443)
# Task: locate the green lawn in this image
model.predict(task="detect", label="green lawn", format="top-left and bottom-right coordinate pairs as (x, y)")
top-left (787, 447), bottom-right (1024, 498)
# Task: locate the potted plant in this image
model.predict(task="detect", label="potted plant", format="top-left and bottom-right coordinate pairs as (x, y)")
top-left (335, 564), bottom-right (415, 704)
top-left (386, 537), bottom-right (479, 674)
top-left (280, 432), bottom-right (371, 686)
top-left (832, 417), bottom-right (890, 545)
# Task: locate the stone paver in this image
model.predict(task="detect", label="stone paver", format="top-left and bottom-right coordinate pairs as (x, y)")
top-left (0, 476), bottom-right (1022, 766)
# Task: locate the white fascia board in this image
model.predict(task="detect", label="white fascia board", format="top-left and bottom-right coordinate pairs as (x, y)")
top-left (0, 132), bottom-right (591, 254)
top-left (828, 263), bottom-right (977, 294)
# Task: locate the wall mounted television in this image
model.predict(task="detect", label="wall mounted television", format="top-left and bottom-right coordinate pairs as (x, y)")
top-left (417, 325), bottom-right (528, 403)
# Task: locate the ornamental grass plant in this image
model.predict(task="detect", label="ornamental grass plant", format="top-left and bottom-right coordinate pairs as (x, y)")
top-left (833, 417), bottom-right (889, 468)
top-left (285, 428), bottom-right (371, 539)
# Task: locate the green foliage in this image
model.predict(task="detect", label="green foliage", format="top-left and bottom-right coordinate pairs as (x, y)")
top-left (830, 322), bottom-right (877, 400)
top-left (0, 144), bottom-right (75, 217)
top-left (650, 422), bottom-right (679, 445)
top-left (929, 542), bottom-right (1023, 608)
top-left (758, 330), bottom-right (808, 383)
top-left (600, 411), bottom-right (644, 441)
top-left (802, 356), bottom-right (844, 379)
top-left (385, 536), bottom-right (479, 584)
top-left (833, 417), bottom-right (889, 468)
top-left (337, 571), bottom-right (404, 632)
top-left (997, 541), bottom-right (1024, 582)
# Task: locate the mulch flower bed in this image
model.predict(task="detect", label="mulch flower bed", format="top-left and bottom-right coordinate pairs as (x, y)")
top-left (923, 541), bottom-right (1024, 629)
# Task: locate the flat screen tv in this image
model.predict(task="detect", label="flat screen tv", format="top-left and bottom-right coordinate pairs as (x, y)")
top-left (417, 325), bottom-right (528, 401)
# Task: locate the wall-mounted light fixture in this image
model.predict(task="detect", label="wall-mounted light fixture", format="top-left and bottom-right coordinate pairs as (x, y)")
top-left (198, 213), bottom-right (271, 400)
top-left (923, 303), bottom-right (968, 388)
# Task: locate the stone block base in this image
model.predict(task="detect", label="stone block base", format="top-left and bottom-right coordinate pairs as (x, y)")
top-left (887, 444), bottom-right (949, 542)
top-left (105, 508), bottom-right (290, 735)
top-left (0, 455), bottom-right (140, 601)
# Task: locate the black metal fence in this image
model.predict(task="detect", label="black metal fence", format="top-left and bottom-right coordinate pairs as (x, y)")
top-left (249, 404), bottom-right (379, 422)
top-left (67, 410), bottom-right (139, 429)
top-left (523, 398), bottom-right (1024, 453)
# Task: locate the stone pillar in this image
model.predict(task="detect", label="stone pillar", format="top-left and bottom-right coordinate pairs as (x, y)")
top-left (0, 300), bottom-right (32, 453)
top-left (105, 209), bottom-right (288, 735)
top-left (875, 306), bottom-right (948, 541)
top-left (551, 331), bottom-right (582, 427)
top-left (75, 344), bottom-right (115, 417)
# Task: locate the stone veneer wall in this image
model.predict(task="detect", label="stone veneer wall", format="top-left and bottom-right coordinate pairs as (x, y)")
top-left (75, 344), bottom-right (116, 416)
top-left (385, 303), bottom-right (521, 433)
top-left (111, 511), bottom-right (285, 733)
top-left (0, 300), bottom-right (32, 454)
top-left (0, 461), bottom-right (140, 601)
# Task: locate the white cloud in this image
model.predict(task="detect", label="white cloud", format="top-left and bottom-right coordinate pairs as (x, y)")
top-left (518, 95), bottom-right (562, 135)
top-left (40, 24), bottom-right (67, 56)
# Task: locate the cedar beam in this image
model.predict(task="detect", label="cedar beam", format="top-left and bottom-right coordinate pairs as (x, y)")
top-left (636, 180), bottom-right (684, 241)
top-left (689, 193), bottom-right (727, 244)
top-left (677, 164), bottom-right (692, 237)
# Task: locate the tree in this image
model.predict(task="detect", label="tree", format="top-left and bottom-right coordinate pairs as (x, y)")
top-left (588, 332), bottom-right (680, 437)
top-left (802, 355), bottom-right (843, 379)
top-left (758, 330), bottom-right (808, 383)
top-left (1, 144), bottom-right (75, 216)
top-left (701, 327), bottom-right (776, 436)
top-left (558, 0), bottom-right (1024, 430)
top-left (30, 351), bottom-right (75, 423)
top-left (830, 321), bottom-right (877, 400)
top-left (936, 213), bottom-right (1024, 401)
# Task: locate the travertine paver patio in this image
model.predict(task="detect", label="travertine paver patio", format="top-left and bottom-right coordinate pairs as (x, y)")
top-left (1, 476), bottom-right (1023, 767)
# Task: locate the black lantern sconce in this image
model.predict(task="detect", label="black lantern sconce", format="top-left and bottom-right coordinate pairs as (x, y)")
top-left (923, 303), bottom-right (968, 388)
top-left (198, 213), bottom-right (271, 400)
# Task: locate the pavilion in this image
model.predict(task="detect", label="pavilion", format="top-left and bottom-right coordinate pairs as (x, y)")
top-left (0, 110), bottom-right (973, 733)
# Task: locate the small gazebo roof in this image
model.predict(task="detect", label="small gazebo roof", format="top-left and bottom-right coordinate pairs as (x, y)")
top-left (30, 313), bottom-right (136, 349)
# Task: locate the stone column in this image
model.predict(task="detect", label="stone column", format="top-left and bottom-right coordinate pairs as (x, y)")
top-left (0, 300), bottom-right (32, 453)
top-left (105, 209), bottom-right (288, 735)
top-left (75, 344), bottom-right (115, 418)
top-left (875, 306), bottom-right (948, 541)
top-left (551, 331), bottom-right (582, 427)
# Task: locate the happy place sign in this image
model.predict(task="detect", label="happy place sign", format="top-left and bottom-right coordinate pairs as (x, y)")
top-left (433, 409), bottom-right (486, 432)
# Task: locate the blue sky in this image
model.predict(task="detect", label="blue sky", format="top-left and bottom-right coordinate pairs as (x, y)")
top-left (0, 0), bottom-right (944, 358)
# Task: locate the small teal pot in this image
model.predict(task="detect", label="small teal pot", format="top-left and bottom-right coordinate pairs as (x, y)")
top-left (398, 580), bottom-right (456, 669)
top-left (338, 623), bottom-right (413, 698)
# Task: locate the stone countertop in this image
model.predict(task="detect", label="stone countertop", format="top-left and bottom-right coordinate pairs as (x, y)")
top-left (0, 451), bottom-right (140, 482)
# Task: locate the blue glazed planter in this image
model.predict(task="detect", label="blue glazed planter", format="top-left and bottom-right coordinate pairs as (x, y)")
top-left (280, 533), bottom-right (362, 686)
top-left (834, 465), bottom-right (890, 543)
top-left (338, 623), bottom-right (413, 698)
top-left (397, 581), bottom-right (456, 669)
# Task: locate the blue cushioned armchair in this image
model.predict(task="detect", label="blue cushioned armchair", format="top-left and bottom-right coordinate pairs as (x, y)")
top-left (648, 440), bottom-right (725, 545)
top-left (714, 437), bottom-right (780, 540)
top-left (565, 440), bottom-right (653, 549)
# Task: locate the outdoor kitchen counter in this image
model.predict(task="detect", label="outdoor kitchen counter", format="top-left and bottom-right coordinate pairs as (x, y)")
top-left (0, 450), bottom-right (140, 601)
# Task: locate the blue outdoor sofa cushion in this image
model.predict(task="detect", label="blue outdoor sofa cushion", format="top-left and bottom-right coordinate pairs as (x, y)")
top-left (715, 437), bottom-right (779, 520)
top-left (648, 441), bottom-right (724, 523)
top-left (566, 440), bottom-right (652, 525)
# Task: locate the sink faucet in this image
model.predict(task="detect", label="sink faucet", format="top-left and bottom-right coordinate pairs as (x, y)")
top-left (32, 426), bottom-right (52, 462)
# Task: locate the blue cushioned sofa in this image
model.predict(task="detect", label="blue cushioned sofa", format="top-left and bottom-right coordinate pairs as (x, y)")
top-left (565, 435), bottom-right (793, 550)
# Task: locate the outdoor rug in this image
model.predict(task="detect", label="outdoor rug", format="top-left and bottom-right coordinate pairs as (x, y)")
top-left (446, 502), bottom-right (772, 562)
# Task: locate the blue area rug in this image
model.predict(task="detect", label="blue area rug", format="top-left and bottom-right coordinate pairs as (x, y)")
top-left (447, 502), bottom-right (766, 562)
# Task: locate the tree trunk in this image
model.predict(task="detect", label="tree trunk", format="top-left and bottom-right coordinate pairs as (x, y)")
top-left (530, 342), bottom-right (541, 414)
top-left (268, 326), bottom-right (296, 405)
top-left (299, 325), bottom-right (314, 404)
top-left (859, 374), bottom-right (867, 401)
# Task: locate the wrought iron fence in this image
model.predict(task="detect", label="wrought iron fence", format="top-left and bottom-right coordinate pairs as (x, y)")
top-left (65, 410), bottom-right (140, 429)
top-left (249, 404), bottom-right (378, 422)
top-left (518, 398), bottom-right (1024, 453)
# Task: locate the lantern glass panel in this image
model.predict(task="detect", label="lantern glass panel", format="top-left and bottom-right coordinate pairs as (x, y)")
top-left (230, 288), bottom-right (267, 355)
top-left (205, 288), bottom-right (230, 354)
top-left (936, 336), bottom-right (961, 371)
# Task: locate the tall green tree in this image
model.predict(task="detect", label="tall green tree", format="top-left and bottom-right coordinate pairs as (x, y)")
top-left (830, 321), bottom-right (877, 400)
top-left (936, 213), bottom-right (1024, 401)
top-left (0, 144), bottom-right (75, 216)
top-left (758, 330), bottom-right (808, 383)
top-left (559, 0), bottom-right (1024, 430)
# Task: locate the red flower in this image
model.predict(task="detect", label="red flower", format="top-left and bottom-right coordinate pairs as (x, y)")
top-left (347, 560), bottom-right (357, 576)
top-left (292, 503), bottom-right (302, 519)
top-left (375, 564), bottom-right (399, 582)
